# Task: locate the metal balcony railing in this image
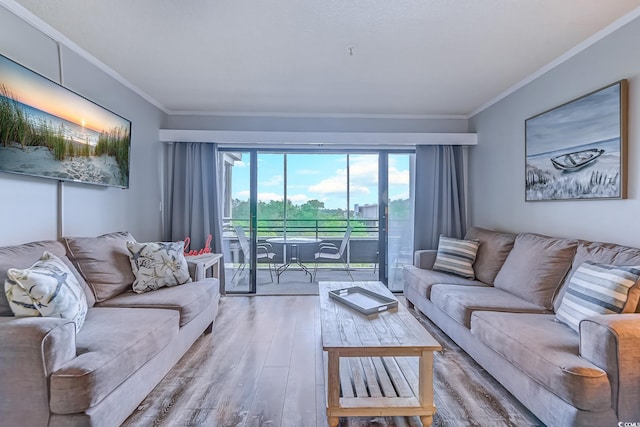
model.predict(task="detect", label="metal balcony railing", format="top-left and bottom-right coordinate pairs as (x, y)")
top-left (223, 218), bottom-right (380, 266)
top-left (224, 218), bottom-right (379, 238)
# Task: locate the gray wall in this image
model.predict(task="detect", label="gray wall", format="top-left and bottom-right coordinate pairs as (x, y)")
top-left (468, 16), bottom-right (640, 248)
top-left (0, 6), bottom-right (166, 246)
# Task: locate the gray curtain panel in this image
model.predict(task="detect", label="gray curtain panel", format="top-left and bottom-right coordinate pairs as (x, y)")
top-left (413, 145), bottom-right (467, 250)
top-left (165, 142), bottom-right (225, 274)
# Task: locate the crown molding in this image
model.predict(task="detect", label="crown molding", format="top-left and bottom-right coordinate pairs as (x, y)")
top-left (468, 6), bottom-right (640, 118)
top-left (165, 110), bottom-right (468, 120)
top-left (5, 0), bottom-right (638, 121)
top-left (0, 0), bottom-right (169, 114)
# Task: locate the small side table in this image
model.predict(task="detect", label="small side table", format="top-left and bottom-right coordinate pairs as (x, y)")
top-left (186, 253), bottom-right (222, 281)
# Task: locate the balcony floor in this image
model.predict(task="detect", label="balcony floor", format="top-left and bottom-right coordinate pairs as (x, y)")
top-left (223, 266), bottom-right (398, 295)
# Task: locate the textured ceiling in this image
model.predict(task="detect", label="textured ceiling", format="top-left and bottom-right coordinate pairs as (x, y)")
top-left (10, 0), bottom-right (640, 116)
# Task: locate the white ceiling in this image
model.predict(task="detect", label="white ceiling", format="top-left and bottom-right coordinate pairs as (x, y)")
top-left (8, 0), bottom-right (640, 117)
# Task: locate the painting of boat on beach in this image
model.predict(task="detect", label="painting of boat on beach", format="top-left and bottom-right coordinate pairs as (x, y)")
top-left (0, 54), bottom-right (131, 188)
top-left (525, 80), bottom-right (627, 201)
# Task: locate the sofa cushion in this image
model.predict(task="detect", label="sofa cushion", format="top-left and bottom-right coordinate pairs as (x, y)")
top-left (5, 251), bottom-right (88, 332)
top-left (403, 265), bottom-right (486, 299)
top-left (430, 284), bottom-right (549, 328)
top-left (49, 307), bottom-right (179, 414)
top-left (494, 233), bottom-right (577, 310)
top-left (471, 312), bottom-right (611, 411)
top-left (554, 240), bottom-right (640, 312)
top-left (556, 262), bottom-right (640, 332)
top-left (464, 227), bottom-right (516, 285)
top-left (97, 279), bottom-right (218, 327)
top-left (62, 232), bottom-right (136, 303)
top-left (0, 240), bottom-right (95, 316)
top-left (127, 241), bottom-right (191, 293)
top-left (432, 236), bottom-right (480, 279)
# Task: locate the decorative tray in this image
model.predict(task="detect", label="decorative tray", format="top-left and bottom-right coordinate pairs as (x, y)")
top-left (328, 286), bottom-right (398, 315)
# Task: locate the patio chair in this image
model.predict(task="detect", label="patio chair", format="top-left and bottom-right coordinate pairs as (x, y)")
top-left (313, 226), bottom-right (354, 281)
top-left (232, 225), bottom-right (276, 283)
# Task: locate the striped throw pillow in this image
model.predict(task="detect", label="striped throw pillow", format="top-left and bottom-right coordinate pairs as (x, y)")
top-left (556, 262), bottom-right (640, 332)
top-left (432, 236), bottom-right (480, 279)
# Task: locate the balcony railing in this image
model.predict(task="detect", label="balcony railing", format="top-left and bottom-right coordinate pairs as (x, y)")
top-left (223, 218), bottom-right (379, 266)
top-left (225, 218), bottom-right (378, 237)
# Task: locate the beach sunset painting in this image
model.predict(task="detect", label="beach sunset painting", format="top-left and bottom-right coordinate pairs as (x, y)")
top-left (525, 81), bottom-right (627, 201)
top-left (0, 54), bottom-right (131, 188)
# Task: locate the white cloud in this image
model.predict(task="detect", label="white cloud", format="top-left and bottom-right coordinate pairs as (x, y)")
top-left (259, 174), bottom-right (283, 187)
top-left (389, 168), bottom-right (409, 185)
top-left (390, 191), bottom-right (410, 200)
top-left (235, 190), bottom-right (251, 199)
top-left (237, 154), bottom-right (410, 210)
top-left (235, 160), bottom-right (247, 168)
top-left (309, 177), bottom-right (370, 195)
top-left (350, 185), bottom-right (371, 195)
top-left (257, 192), bottom-right (284, 202)
top-left (289, 194), bottom-right (310, 203)
top-left (309, 176), bottom-right (346, 194)
top-left (308, 155), bottom-right (378, 195)
top-left (347, 156), bottom-right (379, 187)
top-left (351, 155), bottom-right (408, 186)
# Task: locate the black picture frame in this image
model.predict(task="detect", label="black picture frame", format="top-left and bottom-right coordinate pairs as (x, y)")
top-left (0, 53), bottom-right (131, 188)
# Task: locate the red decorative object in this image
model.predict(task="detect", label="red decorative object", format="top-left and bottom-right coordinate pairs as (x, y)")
top-left (184, 234), bottom-right (213, 256)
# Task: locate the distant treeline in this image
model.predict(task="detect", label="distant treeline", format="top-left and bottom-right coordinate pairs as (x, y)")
top-left (0, 84), bottom-right (129, 178)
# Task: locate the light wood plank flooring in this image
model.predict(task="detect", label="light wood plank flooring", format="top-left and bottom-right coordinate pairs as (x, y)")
top-left (122, 296), bottom-right (543, 427)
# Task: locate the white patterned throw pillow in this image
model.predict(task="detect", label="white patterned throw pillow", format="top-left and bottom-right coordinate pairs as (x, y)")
top-left (127, 241), bottom-right (192, 293)
top-left (5, 251), bottom-right (88, 332)
top-left (432, 235), bottom-right (480, 279)
top-left (556, 261), bottom-right (640, 332)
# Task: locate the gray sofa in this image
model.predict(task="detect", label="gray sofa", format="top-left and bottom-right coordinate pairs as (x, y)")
top-left (404, 227), bottom-right (640, 427)
top-left (0, 232), bottom-right (221, 427)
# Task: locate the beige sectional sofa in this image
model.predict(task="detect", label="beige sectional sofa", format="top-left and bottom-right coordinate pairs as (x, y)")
top-left (404, 227), bottom-right (640, 427)
top-left (0, 232), bottom-right (221, 427)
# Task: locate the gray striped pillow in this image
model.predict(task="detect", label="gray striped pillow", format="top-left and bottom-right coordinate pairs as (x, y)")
top-left (556, 262), bottom-right (640, 332)
top-left (432, 236), bottom-right (480, 279)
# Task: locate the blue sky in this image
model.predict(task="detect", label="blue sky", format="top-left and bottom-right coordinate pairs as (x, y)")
top-left (231, 153), bottom-right (411, 209)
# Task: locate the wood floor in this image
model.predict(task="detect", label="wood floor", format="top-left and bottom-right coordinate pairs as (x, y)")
top-left (122, 296), bottom-right (543, 427)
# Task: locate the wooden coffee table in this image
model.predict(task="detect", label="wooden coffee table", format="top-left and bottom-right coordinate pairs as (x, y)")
top-left (319, 281), bottom-right (441, 427)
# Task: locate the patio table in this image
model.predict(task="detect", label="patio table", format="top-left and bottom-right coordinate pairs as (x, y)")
top-left (266, 237), bottom-right (321, 283)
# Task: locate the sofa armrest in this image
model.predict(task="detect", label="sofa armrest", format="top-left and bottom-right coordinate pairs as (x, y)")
top-left (414, 250), bottom-right (438, 269)
top-left (0, 317), bottom-right (77, 427)
top-left (579, 314), bottom-right (640, 421)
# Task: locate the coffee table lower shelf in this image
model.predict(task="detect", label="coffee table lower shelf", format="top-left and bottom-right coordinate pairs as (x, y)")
top-left (324, 352), bottom-right (436, 427)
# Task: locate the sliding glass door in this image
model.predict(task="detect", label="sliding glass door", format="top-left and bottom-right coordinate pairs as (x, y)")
top-left (386, 153), bottom-right (414, 291)
top-left (219, 149), bottom-right (413, 294)
top-left (221, 151), bottom-right (255, 293)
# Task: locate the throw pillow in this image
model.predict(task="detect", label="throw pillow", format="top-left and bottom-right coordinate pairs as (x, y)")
top-left (62, 231), bottom-right (137, 303)
top-left (464, 227), bottom-right (516, 285)
top-left (556, 261), bottom-right (640, 332)
top-left (127, 241), bottom-right (192, 293)
top-left (5, 251), bottom-right (88, 332)
top-left (493, 233), bottom-right (577, 310)
top-left (432, 236), bottom-right (480, 279)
